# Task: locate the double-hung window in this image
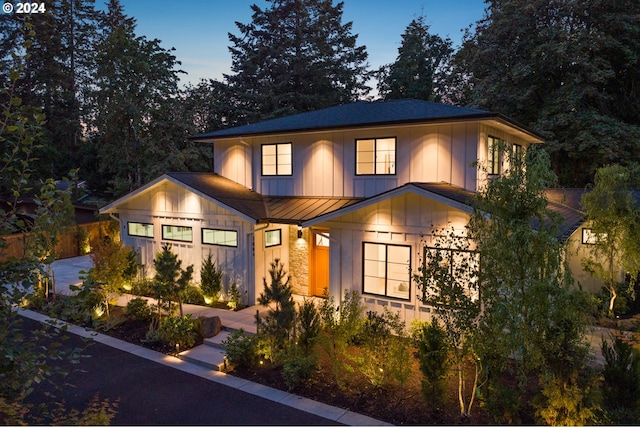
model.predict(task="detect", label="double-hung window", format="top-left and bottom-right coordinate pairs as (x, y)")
top-left (262, 143), bottom-right (292, 176)
top-left (162, 225), bottom-right (193, 242)
top-left (128, 222), bottom-right (154, 238)
top-left (356, 137), bottom-right (396, 175)
top-left (363, 242), bottom-right (410, 300)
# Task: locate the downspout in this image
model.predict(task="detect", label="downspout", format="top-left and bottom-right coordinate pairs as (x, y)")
top-left (310, 227), bottom-right (342, 305)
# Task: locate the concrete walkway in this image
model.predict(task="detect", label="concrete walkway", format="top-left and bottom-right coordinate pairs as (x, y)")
top-left (41, 256), bottom-right (389, 426)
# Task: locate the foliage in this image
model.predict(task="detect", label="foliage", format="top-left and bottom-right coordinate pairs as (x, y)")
top-left (357, 308), bottom-right (409, 388)
top-left (601, 335), bottom-right (640, 423)
top-left (200, 254), bottom-right (223, 303)
top-left (226, 0), bottom-right (369, 122)
top-left (377, 15), bottom-right (453, 102)
top-left (226, 282), bottom-right (242, 311)
top-left (317, 289), bottom-right (365, 389)
top-left (295, 298), bottom-right (321, 357)
top-left (459, 0), bottom-right (640, 187)
top-left (281, 351), bottom-right (318, 392)
top-left (67, 279), bottom-right (109, 325)
top-left (256, 259), bottom-right (295, 362)
top-left (181, 284), bottom-right (204, 305)
top-left (222, 328), bottom-right (259, 370)
top-left (581, 164), bottom-right (640, 316)
top-left (125, 297), bottom-right (153, 321)
top-left (86, 235), bottom-right (137, 315)
top-left (468, 144), bottom-right (592, 422)
top-left (411, 319), bottom-right (451, 407)
top-left (152, 243), bottom-right (194, 319)
top-left (414, 224), bottom-right (481, 417)
top-left (160, 314), bottom-right (198, 352)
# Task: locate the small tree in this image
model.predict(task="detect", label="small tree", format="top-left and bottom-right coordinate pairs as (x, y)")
top-left (200, 253), bottom-right (223, 304)
top-left (414, 225), bottom-right (481, 418)
top-left (152, 244), bottom-right (193, 319)
top-left (256, 258), bottom-right (295, 362)
top-left (581, 164), bottom-right (640, 316)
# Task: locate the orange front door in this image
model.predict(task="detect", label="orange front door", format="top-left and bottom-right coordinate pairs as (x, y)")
top-left (310, 232), bottom-right (330, 297)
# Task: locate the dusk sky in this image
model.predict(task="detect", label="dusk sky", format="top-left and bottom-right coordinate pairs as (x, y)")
top-left (109, 0), bottom-right (488, 88)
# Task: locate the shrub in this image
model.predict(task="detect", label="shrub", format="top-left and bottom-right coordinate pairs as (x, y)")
top-left (182, 284), bottom-right (204, 305)
top-left (601, 335), bottom-right (640, 423)
top-left (125, 297), bottom-right (153, 321)
top-left (282, 352), bottom-right (318, 391)
top-left (161, 315), bottom-right (198, 351)
top-left (222, 328), bottom-right (259, 370)
top-left (411, 319), bottom-right (450, 406)
top-left (296, 298), bottom-right (321, 356)
top-left (226, 282), bottom-right (242, 311)
top-left (200, 254), bottom-right (223, 303)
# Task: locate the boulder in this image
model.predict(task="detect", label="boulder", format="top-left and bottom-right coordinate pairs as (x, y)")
top-left (198, 315), bottom-right (222, 338)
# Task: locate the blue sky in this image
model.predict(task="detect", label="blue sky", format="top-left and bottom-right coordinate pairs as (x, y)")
top-left (111, 0), bottom-right (487, 87)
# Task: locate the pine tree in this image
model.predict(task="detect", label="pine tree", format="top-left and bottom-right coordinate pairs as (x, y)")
top-left (226, 0), bottom-right (370, 122)
top-left (459, 0), bottom-right (640, 186)
top-left (377, 15), bottom-right (453, 102)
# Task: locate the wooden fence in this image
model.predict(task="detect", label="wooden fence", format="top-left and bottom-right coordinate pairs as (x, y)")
top-left (0, 219), bottom-right (118, 262)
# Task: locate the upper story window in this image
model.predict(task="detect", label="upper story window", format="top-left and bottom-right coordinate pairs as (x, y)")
top-left (162, 225), bottom-right (193, 242)
top-left (128, 222), bottom-right (154, 238)
top-left (262, 143), bottom-right (292, 176)
top-left (487, 136), bottom-right (503, 175)
top-left (356, 137), bottom-right (396, 175)
top-left (203, 228), bottom-right (238, 247)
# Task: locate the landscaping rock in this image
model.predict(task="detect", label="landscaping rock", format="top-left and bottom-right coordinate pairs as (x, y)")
top-left (199, 316), bottom-right (222, 338)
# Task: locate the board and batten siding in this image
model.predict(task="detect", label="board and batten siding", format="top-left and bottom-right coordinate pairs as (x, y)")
top-left (112, 180), bottom-right (256, 304)
top-left (318, 191), bottom-right (471, 326)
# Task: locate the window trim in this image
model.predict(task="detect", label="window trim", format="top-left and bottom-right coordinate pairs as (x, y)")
top-left (265, 229), bottom-right (282, 248)
top-left (355, 137), bottom-right (397, 176)
top-left (261, 142), bottom-right (293, 176)
top-left (582, 228), bottom-right (599, 245)
top-left (421, 245), bottom-right (480, 304)
top-left (161, 225), bottom-right (193, 243)
top-left (127, 222), bottom-right (154, 238)
top-left (362, 242), bottom-right (411, 301)
top-left (202, 228), bottom-right (238, 248)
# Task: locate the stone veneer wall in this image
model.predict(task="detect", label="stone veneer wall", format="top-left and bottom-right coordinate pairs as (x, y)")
top-left (288, 224), bottom-right (309, 295)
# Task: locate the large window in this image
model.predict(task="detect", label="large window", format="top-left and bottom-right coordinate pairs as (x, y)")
top-left (356, 137), bottom-right (396, 175)
top-left (487, 136), bottom-right (503, 175)
top-left (363, 242), bottom-right (410, 300)
top-left (128, 222), bottom-right (154, 238)
top-left (422, 246), bottom-right (480, 303)
top-left (162, 225), bottom-right (193, 242)
top-left (265, 229), bottom-right (282, 247)
top-left (262, 143), bottom-right (292, 176)
top-left (203, 228), bottom-right (238, 247)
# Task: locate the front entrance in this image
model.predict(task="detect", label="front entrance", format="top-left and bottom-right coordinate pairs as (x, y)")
top-left (310, 230), bottom-right (330, 297)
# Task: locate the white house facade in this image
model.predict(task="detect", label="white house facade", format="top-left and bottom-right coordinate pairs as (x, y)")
top-left (100, 99), bottom-right (599, 324)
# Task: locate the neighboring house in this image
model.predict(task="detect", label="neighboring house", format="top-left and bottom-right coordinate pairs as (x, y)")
top-left (99, 99), bottom-right (601, 324)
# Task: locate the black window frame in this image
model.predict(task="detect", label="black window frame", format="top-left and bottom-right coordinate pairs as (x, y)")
top-left (362, 242), bottom-right (411, 301)
top-left (261, 142), bottom-right (293, 176)
top-left (265, 229), bottom-right (282, 248)
top-left (127, 222), bottom-right (154, 238)
top-left (355, 137), bottom-right (397, 176)
top-left (202, 228), bottom-right (238, 248)
top-left (487, 135), bottom-right (502, 175)
top-left (161, 225), bottom-right (193, 243)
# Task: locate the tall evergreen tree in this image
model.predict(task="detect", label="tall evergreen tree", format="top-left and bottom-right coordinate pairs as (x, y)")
top-left (226, 0), bottom-right (370, 122)
top-left (459, 0), bottom-right (640, 186)
top-left (89, 0), bottom-right (186, 197)
top-left (377, 15), bottom-right (453, 102)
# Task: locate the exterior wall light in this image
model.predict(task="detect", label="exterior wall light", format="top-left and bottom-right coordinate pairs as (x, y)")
top-left (297, 225), bottom-right (303, 239)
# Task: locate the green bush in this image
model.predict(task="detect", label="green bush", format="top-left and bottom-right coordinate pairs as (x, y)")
top-left (182, 285), bottom-right (204, 305)
top-left (161, 315), bottom-right (198, 351)
top-left (125, 297), bottom-right (153, 321)
top-left (296, 298), bottom-right (321, 356)
top-left (411, 319), bottom-right (450, 405)
top-left (602, 335), bottom-right (640, 423)
top-left (222, 328), bottom-right (259, 370)
top-left (282, 352), bottom-right (318, 391)
top-left (200, 254), bottom-right (223, 302)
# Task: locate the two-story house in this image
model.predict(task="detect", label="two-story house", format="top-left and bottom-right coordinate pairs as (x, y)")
top-left (100, 99), bottom-right (593, 324)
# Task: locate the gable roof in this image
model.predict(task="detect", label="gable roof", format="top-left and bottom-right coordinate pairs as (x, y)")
top-left (191, 99), bottom-right (544, 142)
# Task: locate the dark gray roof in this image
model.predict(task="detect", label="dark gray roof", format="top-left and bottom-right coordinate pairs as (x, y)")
top-left (191, 99), bottom-right (514, 140)
top-left (167, 172), bottom-right (362, 224)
